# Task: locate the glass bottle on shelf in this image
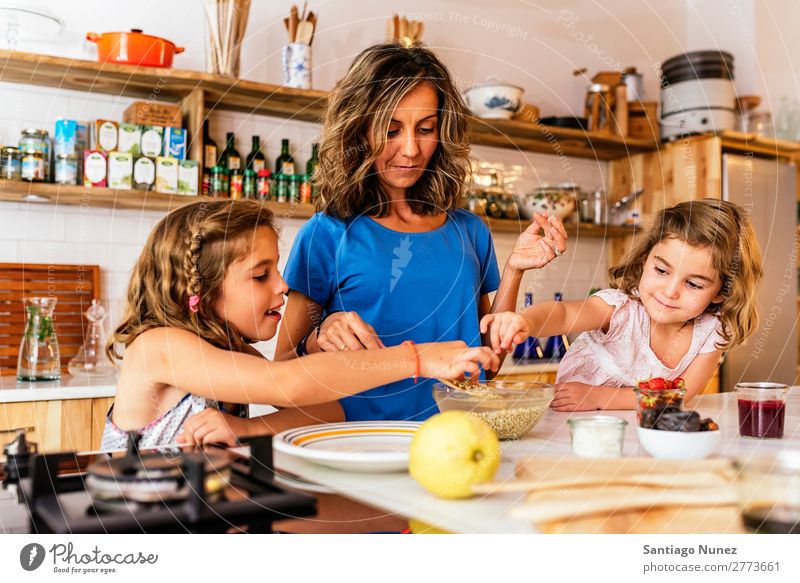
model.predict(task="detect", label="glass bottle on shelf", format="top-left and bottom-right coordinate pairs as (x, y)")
top-left (219, 132), bottom-right (241, 172)
top-left (274, 138), bottom-right (295, 177)
top-left (17, 297), bottom-right (61, 382)
top-left (305, 143), bottom-right (319, 201)
top-left (202, 120), bottom-right (217, 196)
top-left (512, 291), bottom-right (543, 362)
top-left (68, 299), bottom-right (114, 377)
top-left (543, 292), bottom-right (570, 361)
top-left (246, 136), bottom-right (267, 173)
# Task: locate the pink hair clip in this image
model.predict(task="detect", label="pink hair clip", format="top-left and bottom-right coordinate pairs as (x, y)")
top-left (188, 294), bottom-right (201, 313)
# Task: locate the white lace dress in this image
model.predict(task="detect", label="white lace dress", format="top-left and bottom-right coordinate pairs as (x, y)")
top-left (555, 288), bottom-right (723, 388)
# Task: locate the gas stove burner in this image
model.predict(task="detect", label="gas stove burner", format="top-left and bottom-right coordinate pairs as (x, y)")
top-left (85, 451), bottom-right (231, 504)
top-left (18, 435), bottom-right (317, 533)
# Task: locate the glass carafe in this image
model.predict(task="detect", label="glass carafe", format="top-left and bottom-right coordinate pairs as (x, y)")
top-left (17, 297), bottom-right (61, 381)
top-left (68, 299), bottom-right (115, 377)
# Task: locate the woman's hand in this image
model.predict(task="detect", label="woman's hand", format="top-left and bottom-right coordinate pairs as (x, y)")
top-left (317, 311), bottom-right (385, 352)
top-left (507, 212), bottom-right (568, 272)
top-left (177, 408), bottom-right (246, 447)
top-left (551, 382), bottom-right (607, 411)
top-left (418, 341), bottom-right (500, 379)
top-left (480, 311), bottom-right (531, 354)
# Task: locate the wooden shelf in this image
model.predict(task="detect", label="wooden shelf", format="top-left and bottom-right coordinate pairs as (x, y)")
top-left (0, 50), bottom-right (658, 159)
top-left (470, 118), bottom-right (659, 160)
top-left (483, 215), bottom-right (637, 238)
top-left (719, 130), bottom-right (800, 160)
top-left (0, 180), bottom-right (634, 238)
top-left (0, 49), bottom-right (328, 123)
top-left (0, 180), bottom-right (316, 218)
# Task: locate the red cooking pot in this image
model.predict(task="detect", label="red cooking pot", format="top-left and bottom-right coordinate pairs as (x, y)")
top-left (86, 29), bottom-right (184, 68)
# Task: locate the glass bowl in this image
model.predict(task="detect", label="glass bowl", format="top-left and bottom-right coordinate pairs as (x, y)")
top-left (432, 381), bottom-right (554, 440)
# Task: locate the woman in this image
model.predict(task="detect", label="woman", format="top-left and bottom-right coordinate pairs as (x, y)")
top-left (276, 43), bottom-right (567, 422)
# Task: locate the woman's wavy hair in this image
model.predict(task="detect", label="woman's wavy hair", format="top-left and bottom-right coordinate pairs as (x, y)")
top-left (315, 42), bottom-right (471, 219)
top-left (106, 200), bottom-right (276, 360)
top-left (609, 198), bottom-right (762, 350)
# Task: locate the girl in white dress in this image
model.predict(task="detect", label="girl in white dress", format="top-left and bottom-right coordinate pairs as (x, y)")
top-left (480, 199), bottom-right (763, 411)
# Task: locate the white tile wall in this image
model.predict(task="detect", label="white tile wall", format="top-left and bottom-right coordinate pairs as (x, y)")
top-left (0, 83), bottom-right (612, 359)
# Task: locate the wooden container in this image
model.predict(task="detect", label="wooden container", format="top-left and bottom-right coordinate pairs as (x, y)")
top-left (628, 101), bottom-right (660, 140)
top-left (123, 101), bottom-right (182, 129)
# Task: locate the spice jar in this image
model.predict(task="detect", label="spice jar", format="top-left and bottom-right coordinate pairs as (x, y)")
top-left (20, 149), bottom-right (45, 182)
top-left (54, 153), bottom-right (78, 185)
top-left (256, 169), bottom-right (271, 200)
top-left (243, 168), bottom-right (257, 199)
top-left (568, 416), bottom-right (627, 457)
top-left (210, 166), bottom-right (228, 198)
top-left (0, 146), bottom-right (21, 180)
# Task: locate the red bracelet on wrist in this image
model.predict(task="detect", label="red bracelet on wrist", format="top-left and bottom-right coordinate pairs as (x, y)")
top-left (402, 340), bottom-right (420, 384)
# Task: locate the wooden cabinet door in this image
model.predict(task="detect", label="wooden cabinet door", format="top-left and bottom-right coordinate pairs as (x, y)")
top-left (1, 399), bottom-right (96, 453)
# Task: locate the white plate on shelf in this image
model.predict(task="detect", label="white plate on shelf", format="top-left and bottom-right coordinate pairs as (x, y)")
top-left (273, 421), bottom-right (420, 473)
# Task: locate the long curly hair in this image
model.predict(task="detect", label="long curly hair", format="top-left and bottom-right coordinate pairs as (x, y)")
top-left (315, 42), bottom-right (471, 219)
top-left (106, 199), bottom-right (276, 360)
top-left (609, 199), bottom-right (762, 350)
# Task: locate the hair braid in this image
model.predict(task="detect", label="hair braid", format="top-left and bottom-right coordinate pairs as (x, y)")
top-left (184, 226), bottom-right (203, 309)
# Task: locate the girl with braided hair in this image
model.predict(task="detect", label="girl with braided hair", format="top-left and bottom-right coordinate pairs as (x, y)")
top-left (100, 199), bottom-right (499, 449)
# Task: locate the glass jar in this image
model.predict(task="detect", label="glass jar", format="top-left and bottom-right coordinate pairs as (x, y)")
top-left (734, 451), bottom-right (800, 533)
top-left (210, 166), bottom-right (228, 198)
top-left (256, 169), bottom-right (271, 200)
top-left (288, 174), bottom-right (301, 203)
top-left (735, 382), bottom-right (788, 439)
top-left (568, 416), bottom-right (627, 457)
top-left (19, 128), bottom-right (49, 155)
top-left (17, 297), bottom-right (61, 382)
top-left (634, 385), bottom-right (686, 428)
top-left (20, 149), bottom-right (45, 182)
top-left (54, 153), bottom-right (78, 185)
top-left (0, 146), bottom-right (21, 180)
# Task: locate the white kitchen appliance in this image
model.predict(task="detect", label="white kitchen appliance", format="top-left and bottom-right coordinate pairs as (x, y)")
top-left (660, 50), bottom-right (737, 141)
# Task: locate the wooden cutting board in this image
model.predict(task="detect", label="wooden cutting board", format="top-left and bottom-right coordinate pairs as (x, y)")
top-left (510, 456), bottom-right (746, 534)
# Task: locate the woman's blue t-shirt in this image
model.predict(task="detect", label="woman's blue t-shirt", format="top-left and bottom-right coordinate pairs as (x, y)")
top-left (283, 208), bottom-right (501, 422)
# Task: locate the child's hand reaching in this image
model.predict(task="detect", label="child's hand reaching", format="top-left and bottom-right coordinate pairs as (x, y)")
top-left (418, 341), bottom-right (500, 379)
top-left (480, 312), bottom-right (531, 354)
top-left (507, 212), bottom-right (568, 272)
top-left (177, 408), bottom-right (244, 447)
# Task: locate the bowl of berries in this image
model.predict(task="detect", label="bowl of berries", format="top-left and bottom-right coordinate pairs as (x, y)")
top-left (634, 377), bottom-right (721, 460)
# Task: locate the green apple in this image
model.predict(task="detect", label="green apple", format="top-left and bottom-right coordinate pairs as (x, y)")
top-left (409, 411), bottom-right (500, 499)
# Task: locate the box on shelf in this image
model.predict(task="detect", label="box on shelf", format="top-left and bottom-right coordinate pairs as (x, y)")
top-left (628, 101), bottom-right (659, 140)
top-left (133, 156), bottom-right (156, 191)
top-left (91, 120), bottom-right (118, 153)
top-left (140, 126), bottom-right (164, 158)
top-left (54, 119), bottom-right (89, 158)
top-left (83, 150), bottom-right (107, 187)
top-left (178, 160), bottom-right (199, 195)
top-left (155, 156), bottom-right (178, 194)
top-left (163, 127), bottom-right (186, 160)
top-left (108, 152), bottom-right (133, 190)
top-left (123, 101), bottom-right (182, 128)
top-left (117, 123), bottom-right (142, 155)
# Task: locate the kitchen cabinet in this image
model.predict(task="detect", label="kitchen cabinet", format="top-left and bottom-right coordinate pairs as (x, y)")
top-left (0, 396), bottom-right (113, 453)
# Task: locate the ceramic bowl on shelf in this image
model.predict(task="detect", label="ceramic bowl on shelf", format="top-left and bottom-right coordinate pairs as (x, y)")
top-left (432, 380), bottom-right (553, 440)
top-left (463, 78), bottom-right (523, 119)
top-left (636, 425), bottom-right (721, 460)
top-left (515, 184), bottom-right (578, 221)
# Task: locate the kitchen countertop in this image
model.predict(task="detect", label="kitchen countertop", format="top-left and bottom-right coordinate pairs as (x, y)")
top-left (275, 388), bottom-right (800, 534)
top-left (0, 375), bottom-right (117, 403)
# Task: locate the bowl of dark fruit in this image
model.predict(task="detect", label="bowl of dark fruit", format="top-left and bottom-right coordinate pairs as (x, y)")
top-left (634, 377), bottom-right (721, 459)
